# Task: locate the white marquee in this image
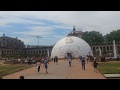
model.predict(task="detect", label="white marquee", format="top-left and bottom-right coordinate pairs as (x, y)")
top-left (51, 36), bottom-right (93, 59)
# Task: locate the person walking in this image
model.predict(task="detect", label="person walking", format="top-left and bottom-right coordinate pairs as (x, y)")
top-left (41, 57), bottom-right (44, 67)
top-left (93, 59), bottom-right (98, 73)
top-left (44, 58), bottom-right (49, 74)
top-left (36, 60), bottom-right (41, 74)
top-left (51, 57), bottom-right (54, 62)
top-left (53, 56), bottom-right (56, 64)
top-left (54, 56), bottom-right (58, 65)
top-left (86, 55), bottom-right (89, 64)
top-left (79, 55), bottom-right (82, 62)
top-left (67, 53), bottom-right (72, 67)
top-left (81, 56), bottom-right (86, 70)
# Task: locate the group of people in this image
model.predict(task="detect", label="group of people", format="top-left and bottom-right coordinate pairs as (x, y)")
top-left (9, 54), bottom-right (100, 79)
top-left (79, 55), bottom-right (98, 72)
top-left (17, 57), bottom-right (49, 79)
top-left (36, 57), bottom-right (49, 74)
top-left (16, 54), bottom-right (98, 79)
top-left (52, 56), bottom-right (58, 64)
top-left (65, 53), bottom-right (98, 71)
top-left (79, 55), bottom-right (86, 70)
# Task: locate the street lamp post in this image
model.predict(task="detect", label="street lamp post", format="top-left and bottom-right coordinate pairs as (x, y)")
top-left (28, 35), bottom-right (42, 46)
top-left (36, 36), bottom-right (42, 46)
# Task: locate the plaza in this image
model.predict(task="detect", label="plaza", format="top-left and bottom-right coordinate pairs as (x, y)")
top-left (3, 59), bottom-right (106, 79)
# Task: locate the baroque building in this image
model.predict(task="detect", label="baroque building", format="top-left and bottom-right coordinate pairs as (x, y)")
top-left (0, 34), bottom-right (52, 59)
top-left (0, 34), bottom-right (25, 58)
top-left (67, 26), bottom-right (83, 38)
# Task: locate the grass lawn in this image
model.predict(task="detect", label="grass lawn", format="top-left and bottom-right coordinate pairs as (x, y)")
top-left (97, 61), bottom-right (120, 74)
top-left (0, 64), bottom-right (34, 77)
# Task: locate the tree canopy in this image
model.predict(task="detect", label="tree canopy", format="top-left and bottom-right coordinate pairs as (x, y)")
top-left (81, 29), bottom-right (120, 44)
top-left (81, 31), bottom-right (104, 45)
top-left (105, 29), bottom-right (120, 43)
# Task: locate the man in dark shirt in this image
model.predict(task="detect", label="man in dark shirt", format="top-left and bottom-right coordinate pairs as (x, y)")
top-left (67, 53), bottom-right (72, 67)
top-left (44, 58), bottom-right (49, 74)
top-left (81, 57), bottom-right (85, 70)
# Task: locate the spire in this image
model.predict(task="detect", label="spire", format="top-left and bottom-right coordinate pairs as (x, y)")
top-left (73, 26), bottom-right (76, 31)
top-left (3, 33), bottom-right (5, 37)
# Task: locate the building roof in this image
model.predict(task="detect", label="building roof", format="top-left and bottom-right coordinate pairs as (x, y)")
top-left (67, 26), bottom-right (83, 37)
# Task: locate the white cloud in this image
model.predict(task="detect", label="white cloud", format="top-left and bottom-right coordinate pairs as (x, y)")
top-left (1, 11), bottom-right (120, 45)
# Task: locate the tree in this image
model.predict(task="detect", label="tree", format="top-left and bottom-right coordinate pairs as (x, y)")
top-left (81, 31), bottom-right (104, 45)
top-left (105, 29), bottom-right (120, 43)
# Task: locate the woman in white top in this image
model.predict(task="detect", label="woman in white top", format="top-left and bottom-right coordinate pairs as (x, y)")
top-left (36, 60), bottom-right (41, 73)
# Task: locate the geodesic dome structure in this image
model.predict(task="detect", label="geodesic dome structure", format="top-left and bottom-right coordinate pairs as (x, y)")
top-left (51, 36), bottom-right (93, 59)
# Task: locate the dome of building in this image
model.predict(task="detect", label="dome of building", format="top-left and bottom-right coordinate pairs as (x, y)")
top-left (0, 34), bottom-right (25, 49)
top-left (51, 36), bottom-right (93, 59)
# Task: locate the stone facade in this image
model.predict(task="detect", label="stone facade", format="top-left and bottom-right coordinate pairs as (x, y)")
top-left (91, 43), bottom-right (120, 57)
top-left (0, 34), bottom-right (53, 58)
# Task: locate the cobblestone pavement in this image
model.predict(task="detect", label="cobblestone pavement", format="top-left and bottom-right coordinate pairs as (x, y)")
top-left (2, 59), bottom-right (106, 79)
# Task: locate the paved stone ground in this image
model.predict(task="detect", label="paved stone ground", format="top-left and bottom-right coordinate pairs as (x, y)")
top-left (2, 59), bottom-right (106, 79)
top-left (66, 59), bottom-right (106, 79)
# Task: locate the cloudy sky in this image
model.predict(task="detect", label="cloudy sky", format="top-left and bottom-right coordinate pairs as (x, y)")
top-left (0, 11), bottom-right (120, 46)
